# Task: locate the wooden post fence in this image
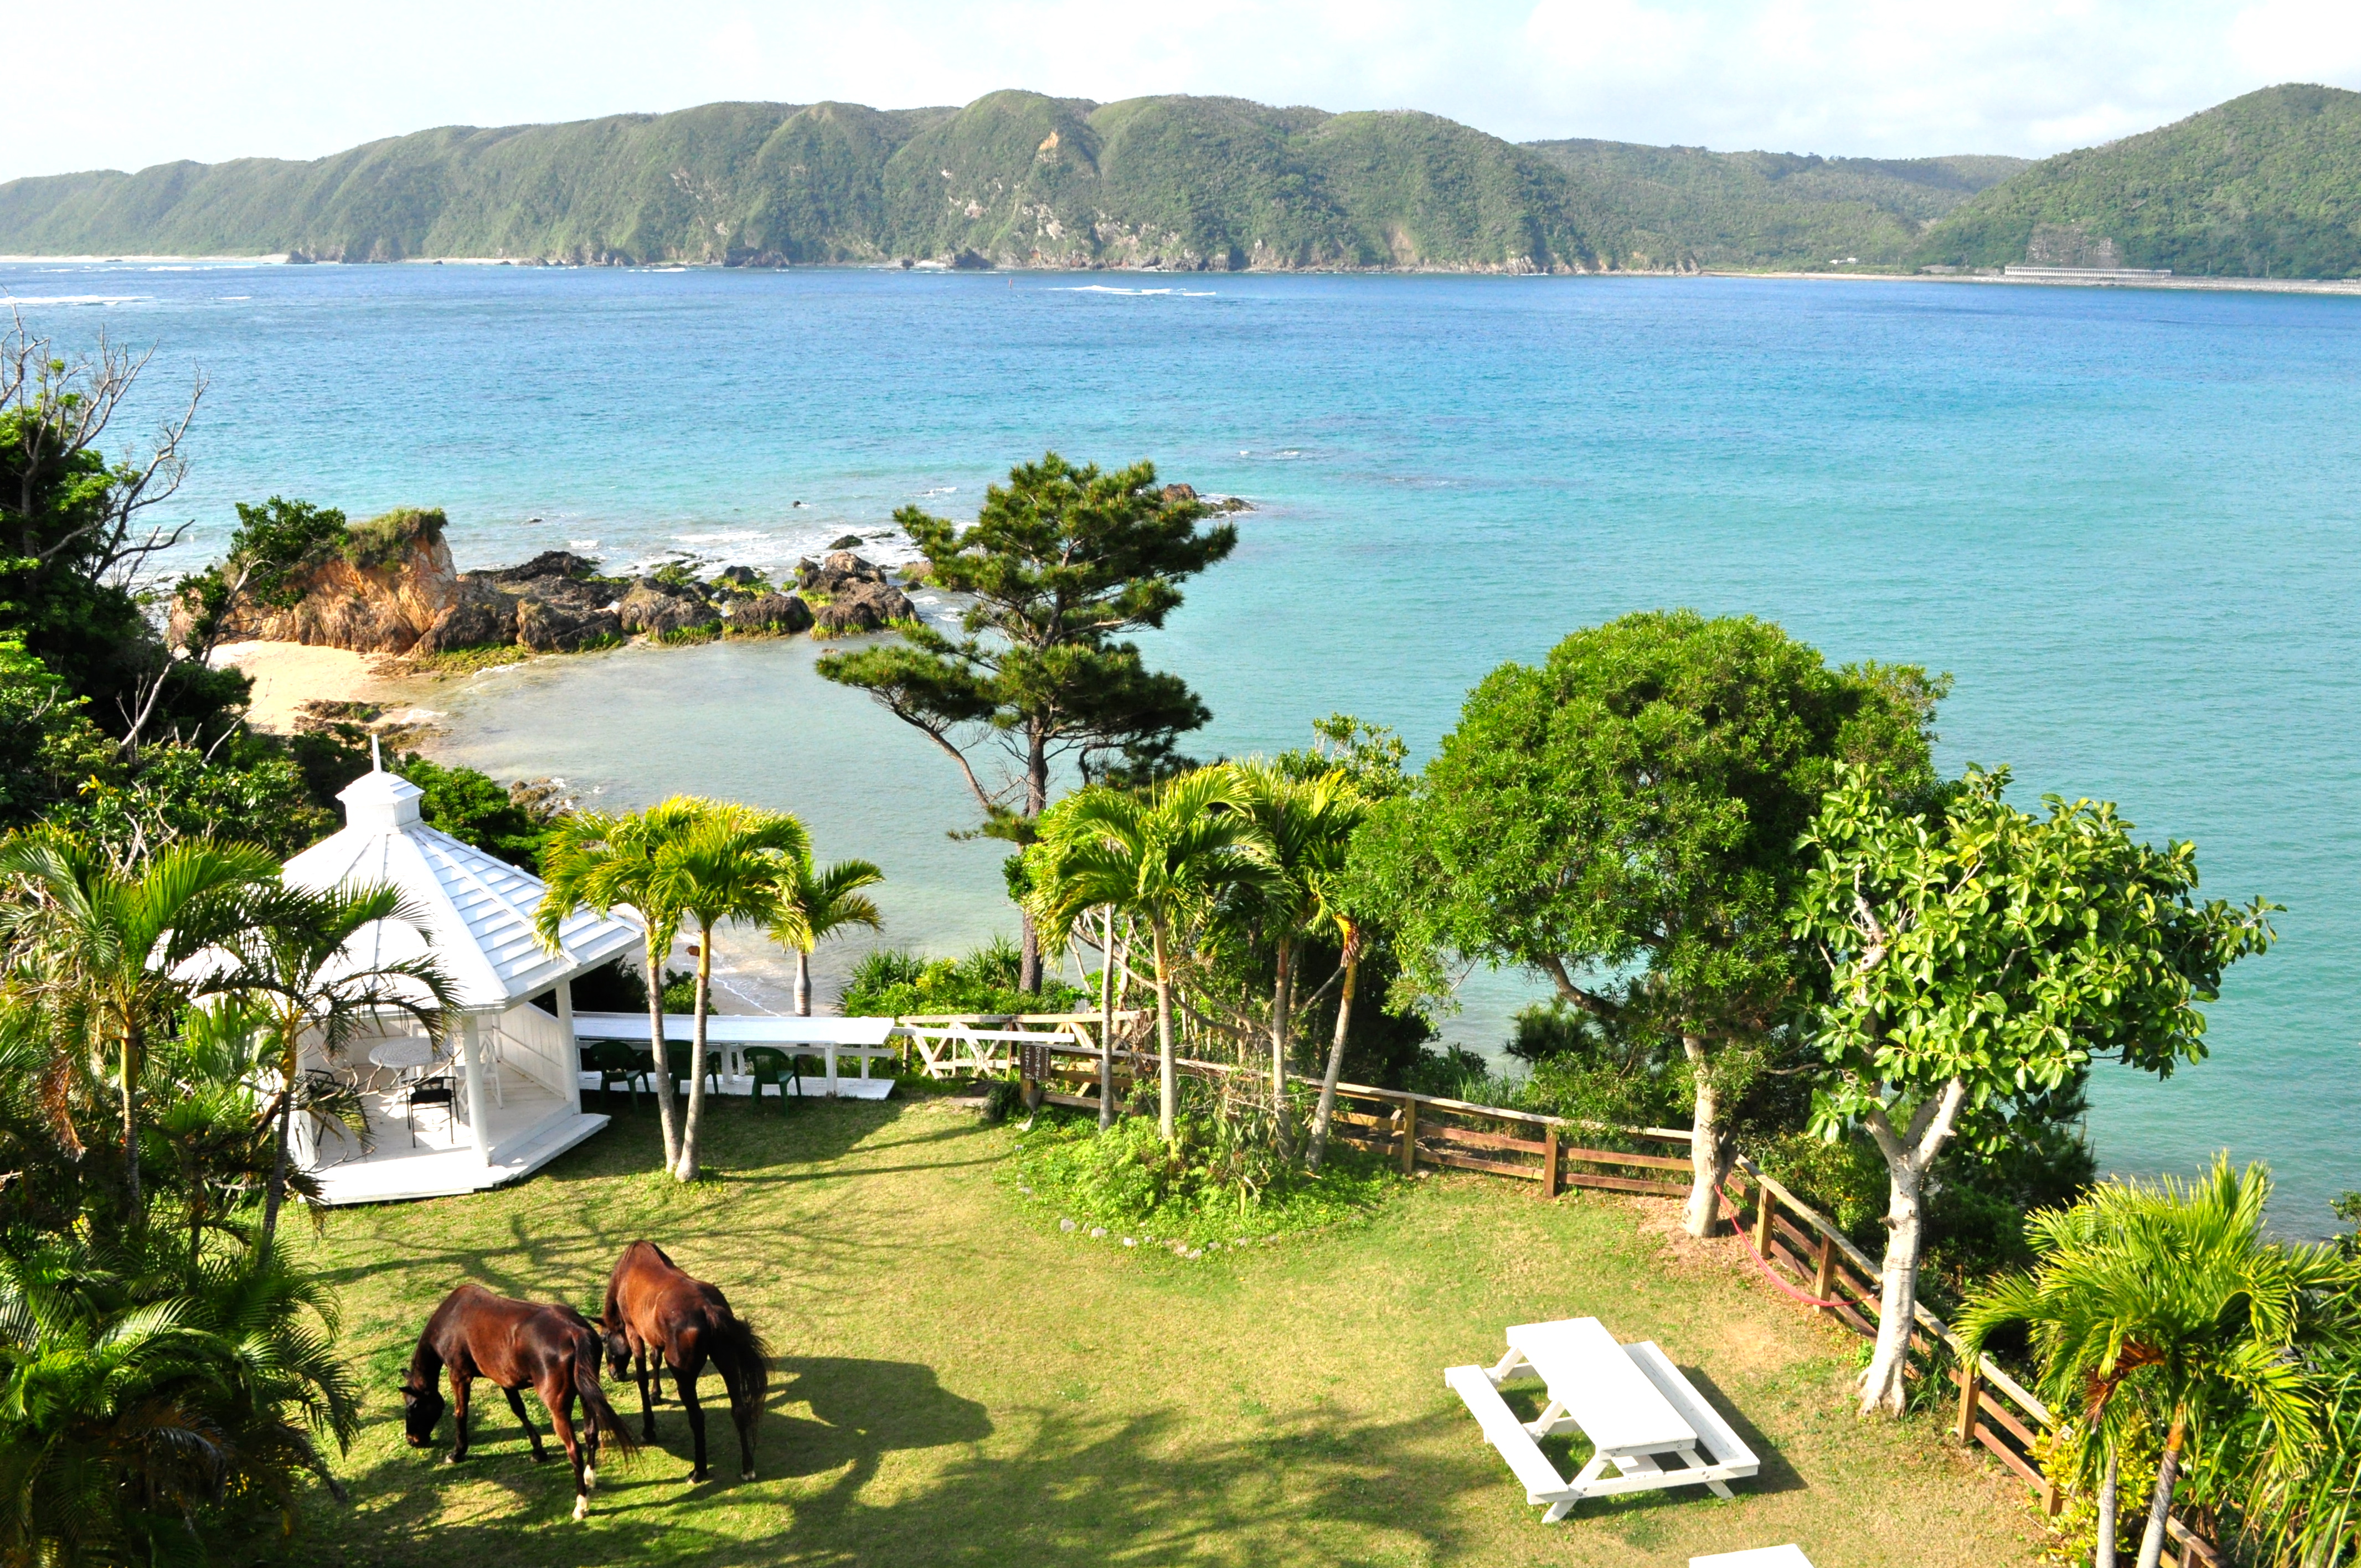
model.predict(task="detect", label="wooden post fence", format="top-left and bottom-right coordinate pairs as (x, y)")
top-left (878, 1013), bottom-right (2217, 1564)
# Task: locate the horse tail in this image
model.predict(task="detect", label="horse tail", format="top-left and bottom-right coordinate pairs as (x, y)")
top-left (573, 1328), bottom-right (639, 1456)
top-left (708, 1307), bottom-right (772, 1427)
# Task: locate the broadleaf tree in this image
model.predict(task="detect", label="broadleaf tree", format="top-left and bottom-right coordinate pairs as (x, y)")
top-left (817, 453), bottom-right (1235, 991)
top-left (1794, 764), bottom-right (2277, 1416)
top-left (1352, 611), bottom-right (1944, 1237)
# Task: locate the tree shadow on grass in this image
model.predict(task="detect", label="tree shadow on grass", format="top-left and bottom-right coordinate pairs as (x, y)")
top-left (296, 1387), bottom-right (1498, 1568)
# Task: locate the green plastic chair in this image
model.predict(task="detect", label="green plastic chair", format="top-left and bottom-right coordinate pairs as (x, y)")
top-left (743, 1046), bottom-right (802, 1113)
top-left (581, 1039), bottom-right (650, 1112)
top-left (664, 1039), bottom-right (723, 1096)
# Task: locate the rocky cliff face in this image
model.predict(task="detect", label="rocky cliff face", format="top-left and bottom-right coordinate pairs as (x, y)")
top-left (190, 515), bottom-right (908, 659)
top-left (203, 508), bottom-right (462, 653)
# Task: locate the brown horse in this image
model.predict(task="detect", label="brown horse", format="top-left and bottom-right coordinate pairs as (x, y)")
top-left (400, 1283), bottom-right (635, 1520)
top-left (601, 1240), bottom-right (771, 1482)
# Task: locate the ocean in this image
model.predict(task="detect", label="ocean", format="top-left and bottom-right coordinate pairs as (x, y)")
top-left (6, 258), bottom-right (2358, 1231)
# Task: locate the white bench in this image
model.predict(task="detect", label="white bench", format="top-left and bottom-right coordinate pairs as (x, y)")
top-left (1445, 1317), bottom-right (1759, 1522)
top-left (1693, 1550), bottom-right (1814, 1567)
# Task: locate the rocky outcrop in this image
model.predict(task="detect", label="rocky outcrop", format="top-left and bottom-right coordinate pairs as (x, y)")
top-left (193, 507), bottom-right (924, 663)
top-left (724, 591), bottom-right (815, 635)
top-left (815, 577), bottom-right (916, 633)
top-left (413, 575), bottom-right (513, 656)
top-left (177, 507), bottom-right (460, 653)
top-left (796, 550), bottom-right (890, 595)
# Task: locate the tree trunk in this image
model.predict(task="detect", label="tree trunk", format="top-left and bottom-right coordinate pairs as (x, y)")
top-left (121, 1030), bottom-right (141, 1215)
top-left (1307, 926), bottom-right (1359, 1171)
top-left (645, 936), bottom-right (681, 1172)
top-left (1269, 936), bottom-right (1292, 1156)
top-left (674, 926), bottom-right (714, 1182)
top-left (1018, 732), bottom-right (1048, 994)
top-left (2133, 1416), bottom-right (2186, 1568)
top-left (2097, 1440), bottom-right (2120, 1568)
top-left (1680, 1035), bottom-right (1728, 1239)
top-left (260, 1014), bottom-right (300, 1243)
top-left (793, 950), bottom-right (812, 1017)
top-left (1153, 920), bottom-right (1176, 1143)
top-left (1859, 1078), bottom-right (1968, 1417)
top-left (1097, 907), bottom-right (1115, 1130)
top-left (1860, 1154), bottom-right (1926, 1415)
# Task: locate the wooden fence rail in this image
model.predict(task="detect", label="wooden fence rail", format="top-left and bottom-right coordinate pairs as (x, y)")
top-left (898, 1013), bottom-right (2216, 1564)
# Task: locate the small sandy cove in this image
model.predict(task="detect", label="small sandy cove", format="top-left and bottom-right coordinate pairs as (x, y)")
top-left (212, 641), bottom-right (410, 732)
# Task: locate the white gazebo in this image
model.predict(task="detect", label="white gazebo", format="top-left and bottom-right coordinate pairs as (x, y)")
top-left (280, 760), bottom-right (641, 1204)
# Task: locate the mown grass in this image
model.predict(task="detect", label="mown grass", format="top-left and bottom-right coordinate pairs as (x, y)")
top-left (274, 1094), bottom-right (2047, 1568)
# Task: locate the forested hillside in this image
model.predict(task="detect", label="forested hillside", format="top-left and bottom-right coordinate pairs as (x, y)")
top-left (0, 92), bottom-right (1617, 272)
top-left (1527, 142), bottom-right (2022, 269)
top-left (7, 84), bottom-right (2359, 276)
top-left (1915, 84), bottom-right (2361, 277)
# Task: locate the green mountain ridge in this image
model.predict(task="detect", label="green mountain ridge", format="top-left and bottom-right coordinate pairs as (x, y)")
top-left (12, 85), bottom-right (2361, 278)
top-left (1916, 84), bottom-right (2361, 277)
top-left (0, 90), bottom-right (2027, 273)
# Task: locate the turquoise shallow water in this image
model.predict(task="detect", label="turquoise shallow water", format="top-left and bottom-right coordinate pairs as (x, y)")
top-left (8, 260), bottom-right (2358, 1231)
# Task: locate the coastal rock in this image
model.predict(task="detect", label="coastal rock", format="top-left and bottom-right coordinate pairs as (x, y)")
top-left (515, 595), bottom-right (622, 652)
top-left (184, 507), bottom-right (460, 654)
top-left (617, 584), bottom-right (719, 637)
top-left (723, 592), bottom-right (813, 635)
top-left (413, 576), bottom-right (513, 655)
top-left (797, 550), bottom-right (889, 595)
top-left (478, 550), bottom-right (605, 584)
top-left (814, 578), bottom-right (915, 633)
top-left (1161, 482), bottom-right (1199, 504)
top-left (827, 534), bottom-right (864, 550)
top-left (712, 565), bottom-right (766, 594)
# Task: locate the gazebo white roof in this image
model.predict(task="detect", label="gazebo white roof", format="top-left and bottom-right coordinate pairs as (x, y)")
top-left (280, 760), bottom-right (640, 1012)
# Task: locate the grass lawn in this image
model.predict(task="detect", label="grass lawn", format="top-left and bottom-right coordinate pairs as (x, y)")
top-left (280, 1092), bottom-right (2048, 1568)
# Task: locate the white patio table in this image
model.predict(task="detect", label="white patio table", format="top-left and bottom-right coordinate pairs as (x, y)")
top-left (366, 1036), bottom-right (438, 1090)
top-left (1445, 1316), bottom-right (1759, 1522)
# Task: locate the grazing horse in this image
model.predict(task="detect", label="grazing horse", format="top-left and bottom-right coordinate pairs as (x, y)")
top-left (400, 1283), bottom-right (635, 1520)
top-left (601, 1240), bottom-right (771, 1482)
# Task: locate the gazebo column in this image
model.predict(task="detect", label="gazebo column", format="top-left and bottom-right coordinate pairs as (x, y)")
top-left (555, 978), bottom-right (581, 1114)
top-left (458, 1014), bottom-right (493, 1164)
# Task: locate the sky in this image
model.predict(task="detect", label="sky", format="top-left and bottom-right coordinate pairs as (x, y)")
top-left (10, 0), bottom-right (2361, 182)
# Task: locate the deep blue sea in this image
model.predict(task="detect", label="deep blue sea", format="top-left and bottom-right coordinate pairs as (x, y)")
top-left (7, 259), bottom-right (2357, 1231)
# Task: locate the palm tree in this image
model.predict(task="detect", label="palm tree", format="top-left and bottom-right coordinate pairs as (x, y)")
top-left (651, 801), bottom-right (808, 1180)
top-left (1962, 1158), bottom-right (2344, 1568)
top-left (1029, 769), bottom-right (1273, 1142)
top-left (1228, 763), bottom-right (1361, 1153)
top-left (536, 800), bottom-right (709, 1173)
top-left (1303, 863), bottom-right (1365, 1172)
top-left (768, 855), bottom-right (884, 1015)
top-left (223, 879), bottom-right (456, 1241)
top-left (0, 1234), bottom-right (362, 1563)
top-left (0, 832), bottom-right (279, 1216)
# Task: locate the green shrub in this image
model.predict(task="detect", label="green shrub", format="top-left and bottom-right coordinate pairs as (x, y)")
top-left (842, 937), bottom-right (1085, 1016)
top-left (341, 507), bottom-right (444, 570)
top-left (1004, 1104), bottom-right (1397, 1246)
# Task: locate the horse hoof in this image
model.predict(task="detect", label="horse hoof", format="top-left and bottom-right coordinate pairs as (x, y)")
top-left (740, 1468), bottom-right (756, 1482)
top-left (688, 1468), bottom-right (709, 1483)
top-left (572, 1495), bottom-right (589, 1522)
top-left (584, 1466), bottom-right (598, 1490)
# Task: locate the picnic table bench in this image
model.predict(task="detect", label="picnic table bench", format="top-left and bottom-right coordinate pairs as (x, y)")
top-left (1445, 1317), bottom-right (1759, 1522)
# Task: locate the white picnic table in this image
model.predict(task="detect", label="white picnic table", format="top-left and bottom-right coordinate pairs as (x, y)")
top-left (1445, 1316), bottom-right (1759, 1522)
top-left (1692, 1550), bottom-right (1814, 1567)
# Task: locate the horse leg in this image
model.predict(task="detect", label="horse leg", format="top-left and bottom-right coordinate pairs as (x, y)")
top-left (633, 1344), bottom-right (658, 1440)
top-left (672, 1360), bottom-right (709, 1481)
top-left (546, 1382), bottom-right (589, 1521)
top-left (503, 1386), bottom-right (548, 1462)
top-left (446, 1371), bottom-right (473, 1464)
top-left (716, 1356), bottom-right (756, 1482)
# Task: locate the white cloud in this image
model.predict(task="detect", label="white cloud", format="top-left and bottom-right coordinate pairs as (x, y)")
top-left (5, 0), bottom-right (2355, 182)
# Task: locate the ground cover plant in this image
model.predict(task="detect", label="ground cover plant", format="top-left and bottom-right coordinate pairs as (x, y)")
top-left (269, 1095), bottom-right (2048, 1568)
top-left (1003, 1100), bottom-right (1398, 1249)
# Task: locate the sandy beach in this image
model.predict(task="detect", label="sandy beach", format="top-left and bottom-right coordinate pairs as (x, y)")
top-left (211, 640), bottom-right (415, 732)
